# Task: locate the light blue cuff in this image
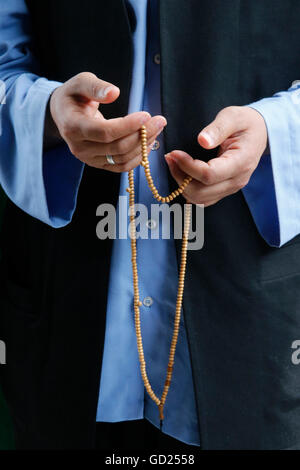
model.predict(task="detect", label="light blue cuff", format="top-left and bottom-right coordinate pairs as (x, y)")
top-left (243, 95), bottom-right (300, 247)
top-left (23, 77), bottom-right (85, 227)
top-left (0, 75), bottom-right (84, 227)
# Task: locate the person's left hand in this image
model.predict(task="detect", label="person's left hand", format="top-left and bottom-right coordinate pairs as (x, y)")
top-left (165, 106), bottom-right (268, 207)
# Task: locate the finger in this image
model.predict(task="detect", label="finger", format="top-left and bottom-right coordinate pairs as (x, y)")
top-left (166, 155), bottom-right (249, 203)
top-left (168, 148), bottom-right (248, 185)
top-left (104, 154), bottom-right (144, 173)
top-left (166, 156), bottom-right (200, 202)
top-left (182, 173), bottom-right (249, 204)
top-left (78, 113), bottom-right (165, 143)
top-left (186, 179), bottom-right (234, 202)
top-left (165, 154), bottom-right (187, 185)
top-left (91, 145), bottom-right (153, 173)
top-left (80, 137), bottom-right (155, 166)
top-left (197, 106), bottom-right (246, 149)
top-left (78, 116), bottom-right (165, 160)
top-left (108, 116), bottom-right (166, 159)
top-left (103, 140), bottom-right (154, 166)
top-left (109, 133), bottom-right (158, 165)
top-left (166, 156), bottom-right (210, 202)
top-left (66, 71), bottom-right (120, 104)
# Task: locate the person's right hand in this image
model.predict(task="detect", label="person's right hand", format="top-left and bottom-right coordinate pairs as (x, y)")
top-left (49, 72), bottom-right (167, 172)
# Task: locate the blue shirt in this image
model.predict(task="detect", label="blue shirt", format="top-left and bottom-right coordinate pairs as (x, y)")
top-left (95, 0), bottom-right (200, 446)
top-left (1, 0), bottom-right (300, 447)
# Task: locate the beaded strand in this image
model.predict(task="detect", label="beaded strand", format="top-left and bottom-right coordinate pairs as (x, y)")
top-left (127, 125), bottom-right (192, 427)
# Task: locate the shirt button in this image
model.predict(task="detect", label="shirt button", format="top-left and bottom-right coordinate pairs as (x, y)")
top-left (151, 140), bottom-right (160, 151)
top-left (143, 296), bottom-right (153, 307)
top-left (153, 53), bottom-right (161, 65)
top-left (146, 219), bottom-right (157, 230)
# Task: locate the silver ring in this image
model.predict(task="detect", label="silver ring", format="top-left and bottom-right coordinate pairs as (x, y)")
top-left (106, 155), bottom-right (115, 165)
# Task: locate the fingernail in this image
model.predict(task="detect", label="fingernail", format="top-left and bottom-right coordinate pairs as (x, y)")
top-left (140, 112), bottom-right (151, 124)
top-left (200, 131), bottom-right (214, 146)
top-left (156, 117), bottom-right (167, 130)
top-left (97, 86), bottom-right (114, 99)
top-left (165, 153), bottom-right (174, 162)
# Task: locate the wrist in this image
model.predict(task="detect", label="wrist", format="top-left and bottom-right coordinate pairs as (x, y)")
top-left (43, 90), bottom-right (64, 152)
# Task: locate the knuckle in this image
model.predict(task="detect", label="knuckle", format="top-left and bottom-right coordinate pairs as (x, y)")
top-left (185, 190), bottom-right (199, 205)
top-left (244, 175), bottom-right (251, 186)
top-left (88, 159), bottom-right (104, 170)
top-left (217, 125), bottom-right (226, 139)
top-left (61, 122), bottom-right (79, 139)
top-left (236, 183), bottom-right (244, 191)
top-left (117, 139), bottom-right (132, 155)
top-left (121, 161), bottom-right (134, 172)
top-left (74, 71), bottom-right (96, 83)
top-left (240, 176), bottom-right (250, 188)
top-left (215, 106), bottom-right (242, 134)
top-left (222, 105), bottom-right (241, 117)
top-left (214, 122), bottom-right (225, 139)
top-left (68, 144), bottom-right (90, 163)
top-left (120, 158), bottom-right (141, 172)
top-left (201, 168), bottom-right (215, 185)
top-left (148, 123), bottom-right (160, 138)
top-left (234, 177), bottom-right (248, 191)
top-left (116, 153), bottom-right (130, 164)
top-left (67, 144), bottom-right (77, 157)
top-left (68, 142), bottom-right (79, 155)
top-left (116, 162), bottom-right (129, 172)
top-left (99, 127), bottom-right (112, 143)
top-left (85, 158), bottom-right (97, 168)
top-left (243, 162), bottom-right (253, 174)
top-left (194, 196), bottom-right (204, 205)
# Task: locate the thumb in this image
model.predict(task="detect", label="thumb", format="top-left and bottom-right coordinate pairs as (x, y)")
top-left (198, 106), bottom-right (243, 149)
top-left (67, 72), bottom-right (120, 104)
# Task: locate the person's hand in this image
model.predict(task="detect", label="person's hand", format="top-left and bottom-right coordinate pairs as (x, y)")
top-left (165, 106), bottom-right (268, 206)
top-left (49, 72), bottom-right (167, 172)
